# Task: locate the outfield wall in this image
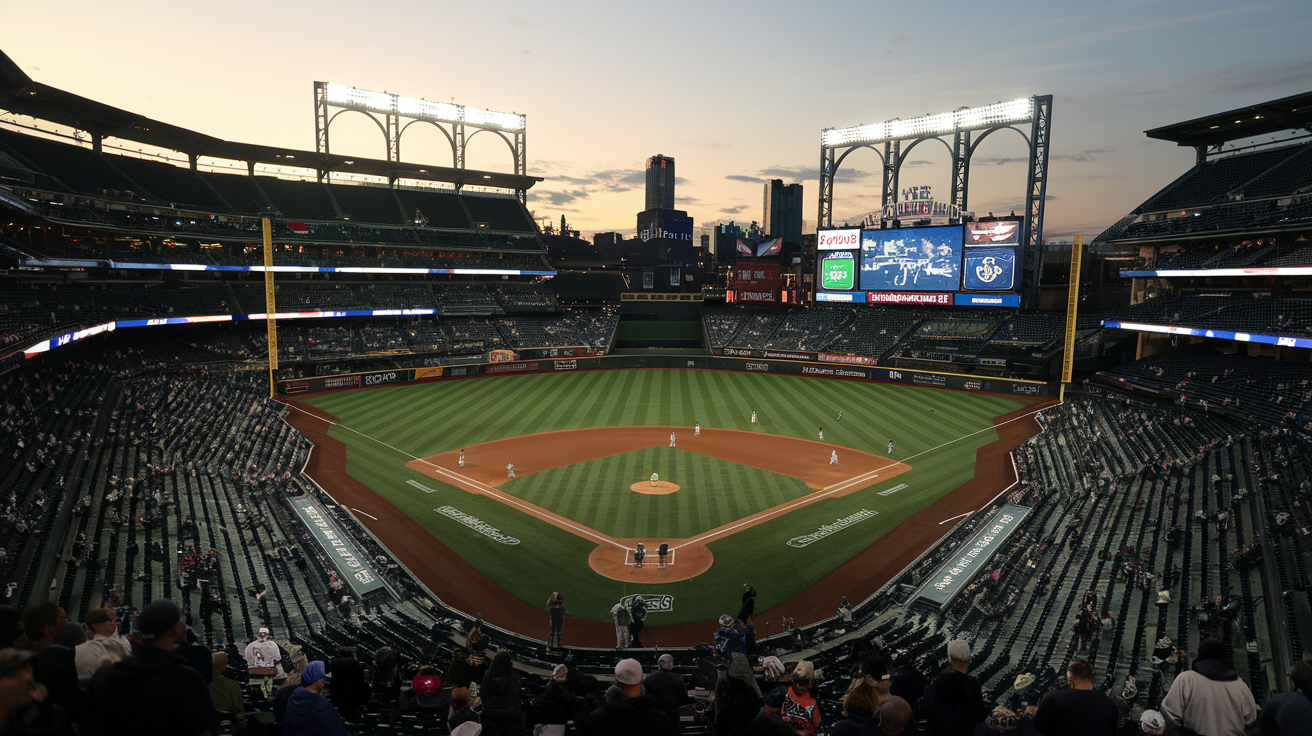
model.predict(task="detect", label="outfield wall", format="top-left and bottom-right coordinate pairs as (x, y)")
top-left (279, 354), bottom-right (1051, 397)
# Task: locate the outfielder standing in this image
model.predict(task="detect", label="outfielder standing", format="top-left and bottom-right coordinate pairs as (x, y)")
top-left (751, 411), bottom-right (757, 424)
top-left (818, 427), bottom-right (824, 441)
top-left (888, 440), bottom-right (894, 456)
top-left (458, 449), bottom-right (465, 467)
top-left (694, 422), bottom-right (700, 436)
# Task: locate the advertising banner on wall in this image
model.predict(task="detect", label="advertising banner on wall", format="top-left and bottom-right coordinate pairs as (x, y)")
top-left (911, 504), bottom-right (1030, 608)
top-left (732, 262), bottom-right (782, 303)
top-left (818, 250), bottom-right (857, 291)
top-left (488, 349), bottom-right (519, 363)
top-left (963, 247), bottom-right (1017, 290)
top-left (817, 228), bottom-right (862, 250)
top-left (866, 292), bottom-right (953, 305)
top-left (965, 220), bottom-right (1021, 245)
top-left (287, 496), bottom-right (388, 597)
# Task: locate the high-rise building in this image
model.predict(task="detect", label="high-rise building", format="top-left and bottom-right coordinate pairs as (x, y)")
top-left (763, 179), bottom-right (804, 246)
top-left (645, 155), bottom-right (676, 210)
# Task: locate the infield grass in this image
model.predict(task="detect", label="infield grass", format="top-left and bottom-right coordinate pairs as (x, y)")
top-left (305, 369), bottom-right (1026, 625)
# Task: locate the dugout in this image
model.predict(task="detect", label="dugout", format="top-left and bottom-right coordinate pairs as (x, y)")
top-left (615, 292), bottom-right (705, 349)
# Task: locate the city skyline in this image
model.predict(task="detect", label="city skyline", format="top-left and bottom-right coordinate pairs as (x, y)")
top-left (2, 0), bottom-right (1309, 241)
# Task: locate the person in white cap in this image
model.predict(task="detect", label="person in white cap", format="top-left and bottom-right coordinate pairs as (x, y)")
top-left (581, 658), bottom-right (676, 736)
top-left (244, 626), bottom-right (281, 696)
top-left (1140, 709), bottom-right (1166, 735)
top-left (921, 639), bottom-right (990, 736)
top-left (644, 653), bottom-right (690, 732)
top-left (651, 472), bottom-right (659, 487)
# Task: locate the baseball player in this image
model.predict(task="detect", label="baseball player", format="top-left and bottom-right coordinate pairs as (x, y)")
top-left (669, 432), bottom-right (676, 448)
top-left (458, 449), bottom-right (465, 467)
top-left (830, 450), bottom-right (838, 465)
top-left (888, 440), bottom-right (894, 456)
top-left (694, 422), bottom-right (700, 436)
top-left (818, 427), bottom-right (824, 441)
top-left (658, 542), bottom-right (669, 568)
top-left (651, 472), bottom-right (659, 487)
top-left (507, 461), bottom-right (515, 479)
top-left (634, 543), bottom-right (646, 568)
top-left (751, 411), bottom-right (757, 424)
top-left (837, 410), bottom-right (843, 422)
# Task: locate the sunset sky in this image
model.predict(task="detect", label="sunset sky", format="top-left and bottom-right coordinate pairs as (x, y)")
top-left (4, 1), bottom-right (1309, 240)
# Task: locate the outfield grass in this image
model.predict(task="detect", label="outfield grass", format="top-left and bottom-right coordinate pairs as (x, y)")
top-left (306, 369), bottom-right (1024, 624)
top-left (501, 447), bottom-right (814, 539)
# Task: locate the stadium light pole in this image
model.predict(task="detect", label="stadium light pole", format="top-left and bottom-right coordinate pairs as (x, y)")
top-left (263, 218), bottom-right (279, 398)
top-left (1059, 234), bottom-right (1083, 402)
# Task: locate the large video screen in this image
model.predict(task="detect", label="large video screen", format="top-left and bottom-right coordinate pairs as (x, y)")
top-left (860, 226), bottom-right (962, 292)
top-left (963, 247), bottom-right (1017, 290)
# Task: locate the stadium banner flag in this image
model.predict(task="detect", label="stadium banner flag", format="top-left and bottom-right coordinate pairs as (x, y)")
top-left (287, 496), bottom-right (388, 597)
top-left (911, 504), bottom-right (1030, 609)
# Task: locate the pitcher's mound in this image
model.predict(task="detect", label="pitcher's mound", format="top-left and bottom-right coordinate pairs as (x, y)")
top-left (630, 481), bottom-right (680, 495)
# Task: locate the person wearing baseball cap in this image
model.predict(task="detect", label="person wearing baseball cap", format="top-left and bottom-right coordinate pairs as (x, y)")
top-left (85, 599), bottom-right (217, 736)
top-left (921, 639), bottom-right (990, 736)
top-left (283, 660), bottom-right (349, 735)
top-left (644, 653), bottom-right (690, 732)
top-left (580, 657), bottom-right (676, 735)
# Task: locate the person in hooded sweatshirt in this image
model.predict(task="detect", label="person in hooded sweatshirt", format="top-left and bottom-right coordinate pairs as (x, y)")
top-left (581, 658), bottom-right (677, 736)
top-left (1161, 639), bottom-right (1257, 736)
top-left (644, 653), bottom-right (691, 732)
top-left (283, 660), bottom-right (348, 736)
top-left (481, 650), bottom-right (526, 736)
top-left (920, 640), bottom-right (990, 736)
top-left (86, 599), bottom-right (216, 736)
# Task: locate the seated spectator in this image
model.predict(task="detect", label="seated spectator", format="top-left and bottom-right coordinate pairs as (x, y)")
top-left (21, 603), bottom-right (81, 726)
top-left (480, 650), bottom-right (524, 736)
top-left (832, 679), bottom-right (882, 735)
top-left (978, 705), bottom-right (1039, 736)
top-left (73, 608), bottom-right (130, 682)
top-left (1161, 639), bottom-right (1257, 736)
top-left (782, 660), bottom-right (822, 736)
top-left (921, 640), bottom-right (989, 736)
top-left (581, 658), bottom-right (676, 736)
top-left (86, 599), bottom-right (216, 736)
top-left (876, 696), bottom-right (914, 736)
top-left (644, 653), bottom-right (691, 732)
top-left (1259, 652), bottom-right (1312, 735)
top-left (208, 652), bottom-right (246, 730)
top-left (0, 647), bottom-right (73, 734)
top-left (752, 685), bottom-right (797, 736)
top-left (1029, 659), bottom-right (1116, 736)
top-left (328, 651), bottom-right (370, 722)
top-left (284, 660), bottom-right (348, 736)
top-left (448, 686), bottom-right (479, 733)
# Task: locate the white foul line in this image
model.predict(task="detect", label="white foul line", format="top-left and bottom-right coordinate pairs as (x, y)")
top-left (938, 512), bottom-right (970, 525)
top-left (352, 507), bottom-right (379, 521)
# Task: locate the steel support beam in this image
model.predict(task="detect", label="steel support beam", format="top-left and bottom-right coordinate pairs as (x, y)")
top-left (1021, 94), bottom-right (1053, 309)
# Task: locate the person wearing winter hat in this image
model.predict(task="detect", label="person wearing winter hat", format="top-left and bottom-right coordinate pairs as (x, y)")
top-left (1139, 709), bottom-right (1166, 735)
top-left (645, 653), bottom-right (690, 732)
top-left (580, 657), bottom-right (675, 736)
top-left (283, 660), bottom-right (348, 736)
top-left (1161, 639), bottom-right (1257, 736)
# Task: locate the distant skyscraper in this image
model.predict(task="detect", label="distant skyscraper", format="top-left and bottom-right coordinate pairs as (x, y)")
top-left (763, 179), bottom-right (804, 246)
top-left (645, 154), bottom-right (676, 210)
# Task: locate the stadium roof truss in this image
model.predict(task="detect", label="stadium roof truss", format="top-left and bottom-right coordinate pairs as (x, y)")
top-left (1145, 90), bottom-right (1312, 163)
top-left (819, 95), bottom-right (1053, 309)
top-left (315, 82), bottom-right (530, 203)
top-left (0, 49), bottom-right (540, 193)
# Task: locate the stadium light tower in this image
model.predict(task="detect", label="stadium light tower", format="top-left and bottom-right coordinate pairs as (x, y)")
top-left (819, 95), bottom-right (1053, 308)
top-left (313, 82), bottom-right (528, 202)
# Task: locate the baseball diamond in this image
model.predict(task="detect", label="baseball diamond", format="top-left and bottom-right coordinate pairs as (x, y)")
top-left (291, 368), bottom-right (1045, 645)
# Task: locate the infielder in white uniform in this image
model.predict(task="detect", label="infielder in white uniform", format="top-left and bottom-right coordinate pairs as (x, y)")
top-left (458, 449), bottom-right (465, 467)
top-left (507, 462), bottom-right (515, 478)
top-left (694, 422), bottom-right (700, 436)
top-left (830, 450), bottom-right (838, 465)
top-left (669, 432), bottom-right (676, 447)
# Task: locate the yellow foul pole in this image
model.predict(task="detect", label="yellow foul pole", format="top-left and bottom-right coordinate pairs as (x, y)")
top-left (263, 218), bottom-right (278, 398)
top-left (1059, 234), bottom-right (1084, 402)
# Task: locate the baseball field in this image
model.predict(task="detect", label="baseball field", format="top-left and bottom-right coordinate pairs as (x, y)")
top-left (288, 368), bottom-right (1043, 646)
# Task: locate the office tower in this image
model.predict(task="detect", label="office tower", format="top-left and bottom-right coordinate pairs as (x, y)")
top-left (645, 154), bottom-right (676, 210)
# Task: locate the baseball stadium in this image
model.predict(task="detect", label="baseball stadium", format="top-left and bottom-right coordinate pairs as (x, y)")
top-left (1, 31), bottom-right (1312, 736)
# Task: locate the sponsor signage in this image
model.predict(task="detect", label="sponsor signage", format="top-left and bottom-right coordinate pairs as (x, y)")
top-left (817, 228), bottom-right (862, 250)
top-left (554, 359), bottom-right (579, 371)
top-left (786, 509), bottom-right (878, 548)
top-left (486, 361), bottom-right (539, 374)
top-left (363, 371), bottom-right (401, 387)
top-left (815, 291), bottom-right (863, 302)
top-left (912, 373), bottom-right (948, 387)
top-left (284, 381), bottom-right (309, 395)
top-left (819, 250), bottom-right (857, 290)
top-left (518, 346), bottom-right (589, 359)
top-left (867, 291), bottom-right (953, 305)
top-left (722, 347), bottom-right (755, 358)
top-left (745, 362), bottom-right (770, 372)
top-left (763, 350), bottom-right (816, 361)
top-left (414, 366), bottom-right (444, 380)
top-left (322, 375), bottom-right (362, 390)
top-left (801, 365), bottom-right (868, 379)
top-left (964, 380), bottom-right (983, 391)
top-left (912, 504), bottom-right (1030, 608)
top-left (434, 505), bottom-right (520, 545)
top-left (1012, 384), bottom-right (1040, 395)
top-left (963, 247), bottom-right (1017, 290)
top-left (965, 220), bottom-right (1021, 246)
top-left (732, 263), bottom-right (782, 304)
top-left (488, 349), bottom-right (518, 363)
top-left (1101, 321), bottom-right (1312, 350)
top-left (287, 497), bottom-right (387, 596)
top-left (619, 593), bottom-right (674, 614)
top-left (820, 353), bottom-right (878, 366)
top-left (954, 293), bottom-right (1021, 307)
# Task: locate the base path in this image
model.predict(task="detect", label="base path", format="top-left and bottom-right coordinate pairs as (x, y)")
top-left (286, 396), bottom-right (1051, 648)
top-left (404, 426), bottom-right (910, 582)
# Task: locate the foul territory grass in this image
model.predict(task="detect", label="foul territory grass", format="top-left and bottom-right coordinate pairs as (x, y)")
top-left (501, 447), bottom-right (814, 539)
top-left (305, 369), bottom-right (1024, 625)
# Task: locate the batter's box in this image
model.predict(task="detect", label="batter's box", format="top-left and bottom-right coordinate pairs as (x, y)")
top-left (625, 548), bottom-right (676, 567)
